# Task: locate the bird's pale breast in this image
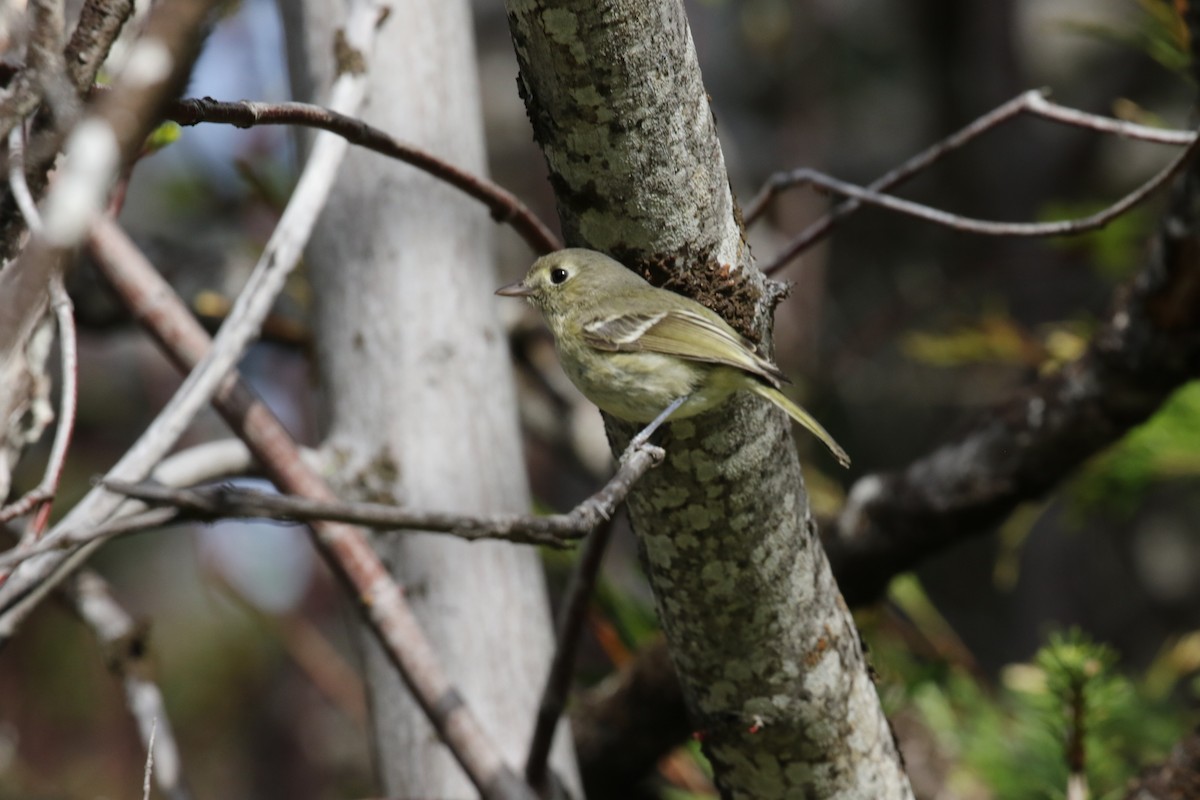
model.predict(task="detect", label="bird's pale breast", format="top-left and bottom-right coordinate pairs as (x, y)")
top-left (558, 343), bottom-right (741, 423)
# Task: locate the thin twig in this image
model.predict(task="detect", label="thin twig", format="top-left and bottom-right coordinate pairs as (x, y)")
top-left (749, 89), bottom-right (1200, 275)
top-left (165, 97), bottom-right (561, 255)
top-left (0, 0), bottom-right (67, 143)
top-left (0, 0), bottom-right (384, 628)
top-left (0, 0), bottom-right (224, 573)
top-left (24, 276), bottom-right (77, 540)
top-left (142, 718), bottom-right (157, 800)
top-left (63, 0), bottom-right (136, 93)
top-left (0, 523), bottom-right (191, 799)
top-left (763, 139), bottom-right (1195, 238)
top-left (0, 129), bottom-right (77, 538)
top-left (0, 490), bottom-right (53, 524)
top-left (70, 568), bottom-right (191, 800)
top-left (7, 125), bottom-right (42, 231)
top-left (151, 439), bottom-right (259, 487)
top-left (1024, 91), bottom-right (1195, 145)
top-left (0, 441), bottom-right (261, 576)
top-left (525, 516), bottom-right (620, 793)
top-left (824, 86), bottom-right (1200, 606)
top-left (102, 445), bottom-right (661, 546)
top-left (82, 219), bottom-right (539, 799)
top-left (0, 0), bottom-right (128, 260)
top-left (0, 507), bottom-right (180, 570)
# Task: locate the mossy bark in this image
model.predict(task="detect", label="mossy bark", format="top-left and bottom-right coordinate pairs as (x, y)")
top-left (506, 1), bottom-right (912, 796)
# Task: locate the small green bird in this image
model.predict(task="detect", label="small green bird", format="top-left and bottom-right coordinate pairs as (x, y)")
top-left (496, 249), bottom-right (850, 467)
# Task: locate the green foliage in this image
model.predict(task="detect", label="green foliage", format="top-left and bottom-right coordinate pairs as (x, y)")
top-left (872, 620), bottom-right (1191, 800)
top-left (901, 311), bottom-right (1044, 368)
top-left (1056, 0), bottom-right (1190, 78)
top-left (143, 120), bottom-right (183, 155)
top-left (594, 573), bottom-right (660, 649)
top-left (657, 739), bottom-right (716, 800)
top-left (1130, 0), bottom-right (1190, 76)
top-left (1041, 200), bottom-right (1155, 283)
top-left (905, 308), bottom-right (1200, 519)
top-left (901, 311), bottom-right (1089, 371)
top-left (1070, 381), bottom-right (1200, 516)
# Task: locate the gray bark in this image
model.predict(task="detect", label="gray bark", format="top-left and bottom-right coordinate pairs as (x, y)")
top-left (281, 1), bottom-right (579, 796)
top-left (0, 257), bottom-right (54, 504)
top-left (505, 1), bottom-right (913, 797)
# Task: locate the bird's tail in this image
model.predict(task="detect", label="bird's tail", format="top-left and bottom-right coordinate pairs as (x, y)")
top-left (752, 384), bottom-right (851, 468)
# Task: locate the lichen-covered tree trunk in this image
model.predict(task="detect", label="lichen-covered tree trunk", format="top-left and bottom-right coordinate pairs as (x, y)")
top-left (281, 1), bottom-right (579, 796)
top-left (504, 1), bottom-right (913, 797)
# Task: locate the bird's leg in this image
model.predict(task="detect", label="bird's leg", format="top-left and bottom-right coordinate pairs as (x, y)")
top-left (627, 395), bottom-right (689, 452)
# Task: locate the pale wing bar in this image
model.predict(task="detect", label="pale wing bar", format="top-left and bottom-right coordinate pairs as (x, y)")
top-left (582, 309), bottom-right (784, 386)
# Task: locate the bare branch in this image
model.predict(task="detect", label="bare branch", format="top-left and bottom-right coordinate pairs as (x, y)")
top-left (0, 131), bottom-right (66, 534)
top-left (77, 219), bottom-right (536, 799)
top-left (571, 636), bottom-right (691, 797)
top-left (69, 569), bottom-right (191, 800)
top-left (0, 521), bottom-right (192, 800)
top-left (569, 85), bottom-right (1200, 783)
top-left (1, 441), bottom-right (256, 572)
top-left (165, 97), bottom-right (561, 255)
top-left (23, 276), bottom-right (77, 540)
top-left (142, 719), bottom-right (156, 800)
top-left (0, 0), bottom-right (133, 259)
top-left (1023, 91), bottom-right (1195, 145)
top-left (0, 0), bottom-right (383, 625)
top-left (34, 0), bottom-right (223, 250)
top-left (24, 0), bottom-right (67, 90)
top-left (151, 439), bottom-right (259, 487)
top-left (749, 89), bottom-right (1199, 275)
top-left (824, 114), bottom-right (1200, 607)
top-left (0, 254), bottom-right (59, 522)
top-left (0, 489), bottom-right (52, 524)
top-left (100, 449), bottom-right (663, 546)
top-left (63, 0), bottom-right (135, 93)
top-left (0, 0), bottom-right (67, 142)
top-left (0, 507), bottom-right (179, 570)
top-left (756, 147), bottom-right (1195, 241)
top-left (526, 517), bottom-right (619, 793)
top-left (7, 125), bottom-right (42, 230)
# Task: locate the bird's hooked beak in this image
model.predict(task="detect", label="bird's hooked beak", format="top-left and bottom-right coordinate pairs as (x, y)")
top-left (495, 281), bottom-right (535, 298)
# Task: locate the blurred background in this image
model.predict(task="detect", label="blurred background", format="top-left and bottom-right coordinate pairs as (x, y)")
top-left (4, 0), bottom-right (1200, 798)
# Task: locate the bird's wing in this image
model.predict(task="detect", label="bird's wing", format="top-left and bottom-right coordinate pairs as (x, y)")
top-left (581, 308), bottom-right (785, 385)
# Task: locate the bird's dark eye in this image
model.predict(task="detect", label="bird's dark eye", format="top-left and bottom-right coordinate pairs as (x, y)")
top-left (549, 267), bottom-right (569, 285)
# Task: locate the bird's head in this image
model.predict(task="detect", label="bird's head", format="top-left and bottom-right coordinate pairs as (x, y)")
top-left (495, 248), bottom-right (647, 318)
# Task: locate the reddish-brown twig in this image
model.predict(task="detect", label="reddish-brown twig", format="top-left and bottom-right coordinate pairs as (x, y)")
top-left (23, 277), bottom-right (77, 540)
top-left (0, 0), bottom-right (382, 626)
top-left (165, 96), bottom-right (562, 255)
top-left (87, 217), bottom-right (533, 798)
top-left (0, 128), bottom-right (79, 542)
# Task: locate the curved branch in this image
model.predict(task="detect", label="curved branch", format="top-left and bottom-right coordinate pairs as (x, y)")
top-left (63, 0), bottom-right (135, 93)
top-left (80, 217), bottom-right (537, 798)
top-left (751, 90), bottom-right (1198, 275)
top-left (825, 117), bottom-right (1200, 606)
top-left (0, 0), bottom-right (384, 628)
top-left (755, 140), bottom-right (1195, 241)
top-left (164, 97), bottom-right (561, 255)
top-left (525, 515), bottom-right (618, 792)
top-left (98, 443), bottom-right (661, 548)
